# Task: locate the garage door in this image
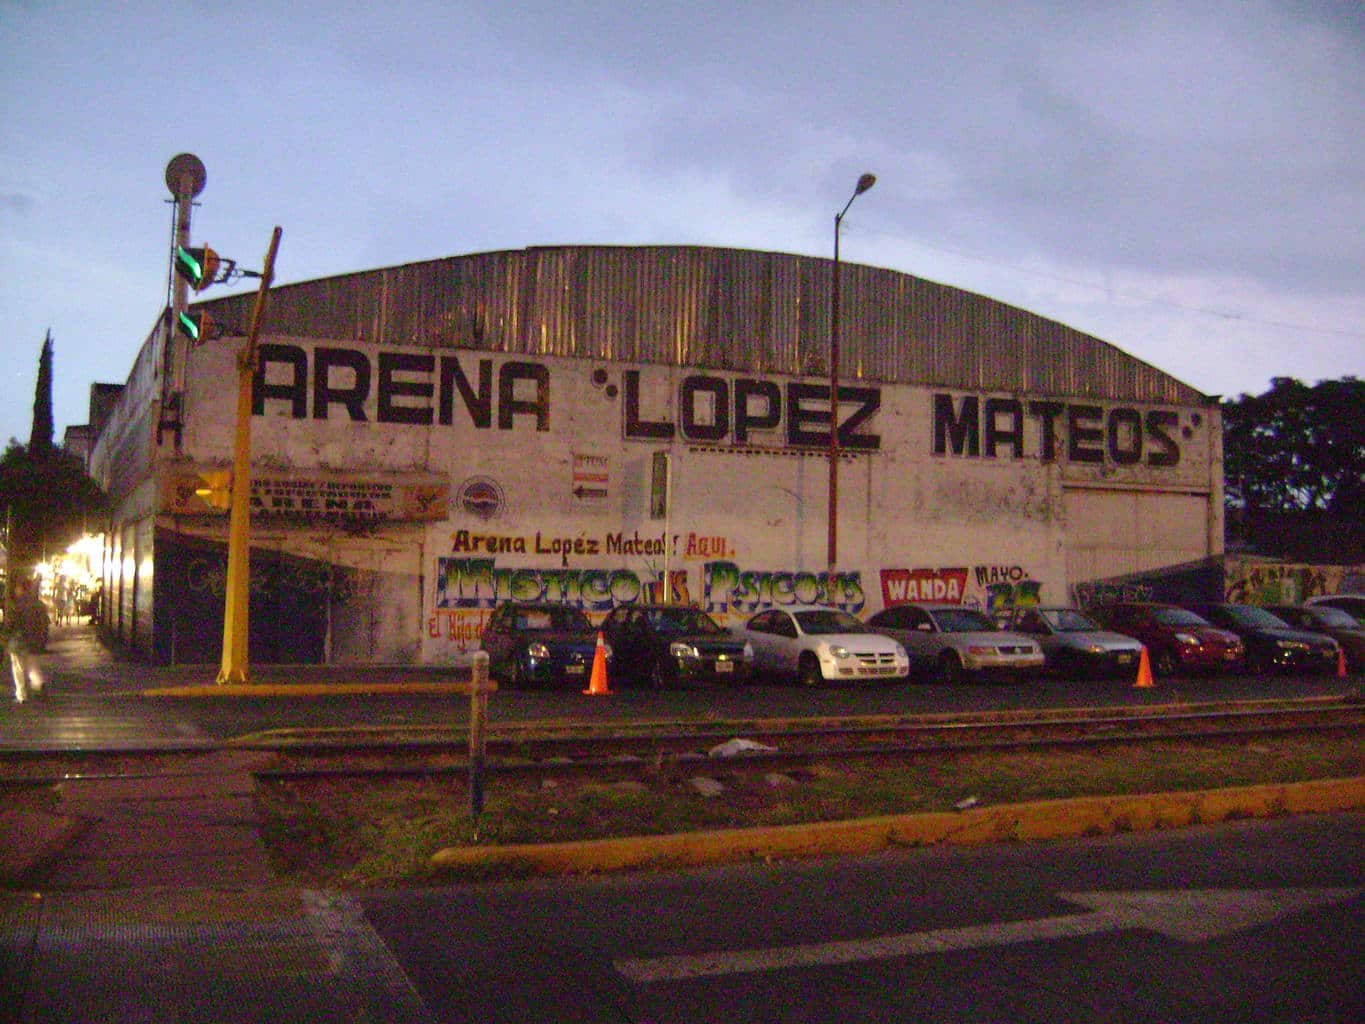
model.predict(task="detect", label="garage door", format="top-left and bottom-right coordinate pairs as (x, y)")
top-left (1065, 487), bottom-right (1211, 585)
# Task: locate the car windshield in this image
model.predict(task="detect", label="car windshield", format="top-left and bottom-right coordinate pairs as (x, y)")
top-left (794, 609), bottom-right (868, 635)
top-left (930, 608), bottom-right (996, 632)
top-left (1043, 609), bottom-right (1100, 632)
top-left (1153, 608), bottom-right (1208, 627)
top-left (644, 607), bottom-right (724, 635)
top-left (514, 607), bottom-right (591, 631)
top-left (1224, 606), bottom-right (1292, 629)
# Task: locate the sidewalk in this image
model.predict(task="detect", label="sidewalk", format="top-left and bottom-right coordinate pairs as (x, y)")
top-left (22, 621), bottom-right (469, 698)
top-left (1, 749), bottom-right (275, 890)
top-left (1, 625), bottom-right (283, 888)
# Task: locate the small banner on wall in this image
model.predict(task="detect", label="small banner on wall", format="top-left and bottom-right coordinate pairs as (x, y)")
top-left (160, 466), bottom-right (450, 522)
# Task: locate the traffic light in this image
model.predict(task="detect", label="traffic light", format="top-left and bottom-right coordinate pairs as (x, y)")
top-left (176, 310), bottom-right (216, 345)
top-left (174, 244), bottom-right (221, 291)
top-left (194, 469), bottom-right (232, 509)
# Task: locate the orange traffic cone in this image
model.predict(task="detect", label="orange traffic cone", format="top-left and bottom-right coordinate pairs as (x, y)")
top-left (1338, 647), bottom-right (1348, 679)
top-left (1134, 645), bottom-right (1155, 689)
top-left (584, 631), bottom-right (611, 695)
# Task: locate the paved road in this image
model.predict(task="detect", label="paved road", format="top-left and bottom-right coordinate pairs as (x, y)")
top-left (364, 813), bottom-right (1364, 1023)
top-left (6, 813), bottom-right (1358, 1022)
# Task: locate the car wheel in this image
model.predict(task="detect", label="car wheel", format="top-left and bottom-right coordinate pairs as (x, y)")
top-left (648, 657), bottom-right (673, 690)
top-left (798, 652), bottom-right (824, 687)
top-left (935, 651), bottom-right (965, 685)
top-left (1153, 648), bottom-right (1178, 678)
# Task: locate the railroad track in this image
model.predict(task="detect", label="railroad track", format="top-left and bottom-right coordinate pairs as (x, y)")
top-left (3, 696), bottom-right (1358, 785)
top-left (253, 695), bottom-right (1365, 780)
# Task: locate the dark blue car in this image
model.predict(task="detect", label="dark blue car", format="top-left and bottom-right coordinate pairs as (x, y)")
top-left (479, 602), bottom-right (609, 688)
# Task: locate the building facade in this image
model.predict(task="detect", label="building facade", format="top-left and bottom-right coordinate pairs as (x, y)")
top-left (87, 245), bottom-right (1222, 664)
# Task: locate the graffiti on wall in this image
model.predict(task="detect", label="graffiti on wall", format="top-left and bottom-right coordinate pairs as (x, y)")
top-left (880, 564), bottom-right (1043, 614)
top-left (435, 557), bottom-right (864, 616)
top-left (1072, 579), bottom-right (1156, 608)
top-left (426, 569), bottom-right (691, 652)
top-left (1224, 560), bottom-right (1365, 605)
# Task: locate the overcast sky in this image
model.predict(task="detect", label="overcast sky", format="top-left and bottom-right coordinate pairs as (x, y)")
top-left (3, 0), bottom-right (1362, 447)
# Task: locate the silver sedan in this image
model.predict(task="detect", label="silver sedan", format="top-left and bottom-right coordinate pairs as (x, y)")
top-left (865, 603), bottom-right (1045, 683)
top-left (1001, 605), bottom-right (1144, 679)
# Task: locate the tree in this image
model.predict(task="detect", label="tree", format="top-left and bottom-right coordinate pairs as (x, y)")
top-left (29, 331), bottom-right (54, 456)
top-left (3, 334), bottom-right (107, 583)
top-left (1, 443), bottom-right (108, 581)
top-left (1222, 376), bottom-right (1364, 560)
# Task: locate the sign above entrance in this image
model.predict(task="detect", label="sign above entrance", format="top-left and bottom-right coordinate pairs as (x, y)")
top-left (161, 467), bottom-right (449, 522)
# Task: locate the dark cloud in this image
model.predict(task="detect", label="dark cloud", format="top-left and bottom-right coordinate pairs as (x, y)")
top-left (0, 192), bottom-right (35, 215)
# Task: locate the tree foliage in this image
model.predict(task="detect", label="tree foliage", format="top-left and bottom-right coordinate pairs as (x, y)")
top-left (29, 332), bottom-right (54, 456)
top-left (1222, 376), bottom-right (1364, 516)
top-left (1, 442), bottom-right (108, 578)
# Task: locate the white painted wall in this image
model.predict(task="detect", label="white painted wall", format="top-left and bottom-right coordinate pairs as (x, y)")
top-left (177, 336), bottom-right (1218, 664)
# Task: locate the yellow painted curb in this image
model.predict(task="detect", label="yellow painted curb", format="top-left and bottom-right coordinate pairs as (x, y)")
top-left (429, 776), bottom-right (1365, 878)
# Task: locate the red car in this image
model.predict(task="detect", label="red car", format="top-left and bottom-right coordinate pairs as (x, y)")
top-left (1089, 602), bottom-right (1244, 677)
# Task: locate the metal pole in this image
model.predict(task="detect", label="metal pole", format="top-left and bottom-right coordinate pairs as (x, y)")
top-left (662, 451), bottom-right (673, 603)
top-left (827, 210), bottom-right (843, 586)
top-left (826, 173), bottom-right (876, 597)
top-left (217, 227), bottom-right (282, 684)
top-left (468, 652), bottom-right (491, 818)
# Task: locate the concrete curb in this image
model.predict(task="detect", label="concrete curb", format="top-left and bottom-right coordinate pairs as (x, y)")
top-left (429, 775), bottom-right (1365, 879)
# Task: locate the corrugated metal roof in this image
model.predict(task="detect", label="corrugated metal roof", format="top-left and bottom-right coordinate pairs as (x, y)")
top-left (201, 245), bottom-right (1208, 405)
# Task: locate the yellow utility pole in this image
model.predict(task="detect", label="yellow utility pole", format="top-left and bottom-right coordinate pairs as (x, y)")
top-left (217, 227), bottom-right (282, 684)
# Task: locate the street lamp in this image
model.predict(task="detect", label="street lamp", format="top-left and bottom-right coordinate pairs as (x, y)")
top-left (827, 171), bottom-right (876, 593)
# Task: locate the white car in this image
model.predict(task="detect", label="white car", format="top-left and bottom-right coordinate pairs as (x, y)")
top-left (733, 605), bottom-right (910, 685)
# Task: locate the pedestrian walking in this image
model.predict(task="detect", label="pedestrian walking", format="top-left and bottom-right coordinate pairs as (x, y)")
top-left (6, 576), bottom-right (50, 702)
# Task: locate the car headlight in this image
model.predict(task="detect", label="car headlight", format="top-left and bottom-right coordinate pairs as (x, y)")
top-left (828, 644), bottom-right (853, 660)
top-left (966, 645), bottom-right (993, 655)
top-left (527, 642), bottom-right (550, 659)
top-left (1174, 632), bottom-right (1199, 646)
top-left (743, 642), bottom-right (755, 660)
top-left (894, 643), bottom-right (907, 659)
top-left (669, 642), bottom-right (701, 659)
top-left (1276, 639), bottom-right (1309, 651)
top-left (1085, 644), bottom-right (1105, 654)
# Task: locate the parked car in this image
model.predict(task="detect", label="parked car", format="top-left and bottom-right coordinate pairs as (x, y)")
top-left (1089, 602), bottom-right (1243, 677)
top-left (599, 603), bottom-right (754, 687)
top-left (1305, 594), bottom-right (1365, 623)
top-left (479, 601), bottom-right (608, 688)
top-left (1266, 604), bottom-right (1363, 673)
top-left (865, 603), bottom-right (1045, 684)
top-left (733, 605), bottom-right (909, 685)
top-left (1184, 602), bottom-right (1341, 675)
top-left (1000, 605), bottom-right (1144, 679)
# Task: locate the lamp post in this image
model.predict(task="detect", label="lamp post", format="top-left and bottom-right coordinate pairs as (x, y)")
top-left (826, 171), bottom-right (876, 594)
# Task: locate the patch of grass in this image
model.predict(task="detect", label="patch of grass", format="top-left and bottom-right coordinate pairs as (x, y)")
top-left (253, 732), bottom-right (1364, 888)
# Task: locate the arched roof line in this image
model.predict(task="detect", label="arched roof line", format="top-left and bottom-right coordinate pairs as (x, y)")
top-left (199, 245), bottom-right (1208, 406)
